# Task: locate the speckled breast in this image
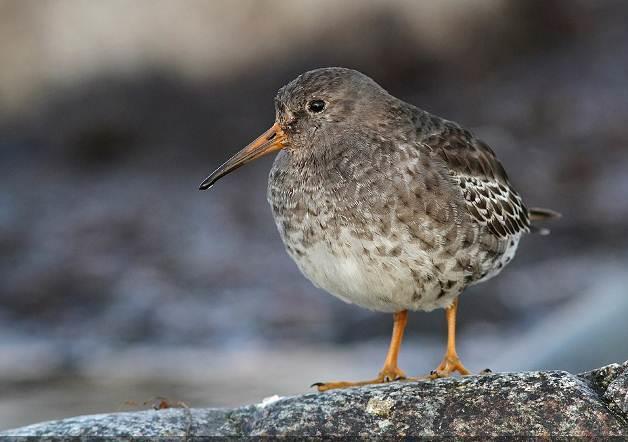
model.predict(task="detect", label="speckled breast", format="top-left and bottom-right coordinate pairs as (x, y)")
top-left (266, 149), bottom-right (518, 313)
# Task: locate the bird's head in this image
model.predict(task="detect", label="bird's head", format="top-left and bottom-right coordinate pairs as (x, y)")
top-left (199, 67), bottom-right (391, 190)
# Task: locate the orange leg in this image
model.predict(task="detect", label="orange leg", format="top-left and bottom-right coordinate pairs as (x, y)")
top-left (314, 310), bottom-right (410, 391)
top-left (430, 298), bottom-right (470, 378)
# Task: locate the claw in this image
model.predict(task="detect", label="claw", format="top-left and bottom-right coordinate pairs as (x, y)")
top-left (429, 370), bottom-right (445, 380)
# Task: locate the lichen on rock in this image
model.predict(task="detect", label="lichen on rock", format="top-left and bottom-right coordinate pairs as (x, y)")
top-left (2, 362), bottom-right (628, 437)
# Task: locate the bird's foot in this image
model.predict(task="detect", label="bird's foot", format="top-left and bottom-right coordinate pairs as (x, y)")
top-left (312, 365), bottom-right (409, 392)
top-left (429, 354), bottom-right (470, 379)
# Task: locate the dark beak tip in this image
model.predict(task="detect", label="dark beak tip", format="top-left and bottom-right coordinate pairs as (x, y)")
top-left (198, 177), bottom-right (215, 190)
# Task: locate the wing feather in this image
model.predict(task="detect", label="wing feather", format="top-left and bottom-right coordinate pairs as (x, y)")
top-left (420, 122), bottom-right (530, 238)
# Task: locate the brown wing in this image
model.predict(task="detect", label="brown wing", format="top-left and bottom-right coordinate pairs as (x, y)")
top-left (421, 122), bottom-right (530, 238)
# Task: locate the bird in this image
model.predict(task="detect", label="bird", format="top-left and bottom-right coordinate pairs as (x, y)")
top-left (199, 67), bottom-right (559, 391)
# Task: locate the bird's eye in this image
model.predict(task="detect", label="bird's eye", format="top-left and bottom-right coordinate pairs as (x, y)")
top-left (308, 100), bottom-right (326, 113)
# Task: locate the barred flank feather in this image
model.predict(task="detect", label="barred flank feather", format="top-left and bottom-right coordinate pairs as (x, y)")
top-left (423, 120), bottom-right (531, 239)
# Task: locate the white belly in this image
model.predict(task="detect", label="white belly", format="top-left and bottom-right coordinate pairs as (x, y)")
top-left (288, 229), bottom-right (461, 313)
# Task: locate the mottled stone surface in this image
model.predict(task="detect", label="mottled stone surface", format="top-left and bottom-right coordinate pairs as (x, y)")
top-left (603, 369), bottom-right (628, 416)
top-left (3, 363), bottom-right (628, 437)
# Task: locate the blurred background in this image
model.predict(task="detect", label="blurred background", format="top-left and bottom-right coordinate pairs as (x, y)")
top-left (1, 0), bottom-right (627, 430)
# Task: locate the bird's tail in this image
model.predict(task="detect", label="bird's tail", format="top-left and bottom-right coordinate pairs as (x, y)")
top-left (528, 207), bottom-right (561, 235)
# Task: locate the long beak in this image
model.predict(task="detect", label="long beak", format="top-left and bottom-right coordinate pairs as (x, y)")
top-left (199, 123), bottom-right (287, 190)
